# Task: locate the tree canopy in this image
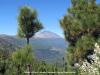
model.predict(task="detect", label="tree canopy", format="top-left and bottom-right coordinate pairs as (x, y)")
top-left (18, 6), bottom-right (43, 44)
top-left (60, 0), bottom-right (100, 64)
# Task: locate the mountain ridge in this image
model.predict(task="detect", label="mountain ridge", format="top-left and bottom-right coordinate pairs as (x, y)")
top-left (0, 31), bottom-right (64, 39)
top-left (33, 31), bottom-right (63, 39)
top-left (0, 31), bottom-right (67, 63)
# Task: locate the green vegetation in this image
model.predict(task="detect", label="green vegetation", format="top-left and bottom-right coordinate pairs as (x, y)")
top-left (0, 45), bottom-right (68, 75)
top-left (18, 6), bottom-right (43, 44)
top-left (60, 0), bottom-right (100, 65)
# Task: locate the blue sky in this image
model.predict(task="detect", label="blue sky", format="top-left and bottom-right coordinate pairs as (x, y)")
top-left (0, 0), bottom-right (100, 37)
top-left (0, 0), bottom-right (70, 37)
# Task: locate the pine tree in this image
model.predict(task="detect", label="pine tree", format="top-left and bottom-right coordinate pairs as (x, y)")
top-left (11, 45), bottom-right (34, 75)
top-left (60, 0), bottom-right (100, 65)
top-left (18, 6), bottom-right (43, 44)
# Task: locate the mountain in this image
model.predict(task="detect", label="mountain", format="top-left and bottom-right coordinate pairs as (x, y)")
top-left (0, 31), bottom-right (67, 63)
top-left (0, 36), bottom-right (18, 58)
top-left (34, 31), bottom-right (62, 39)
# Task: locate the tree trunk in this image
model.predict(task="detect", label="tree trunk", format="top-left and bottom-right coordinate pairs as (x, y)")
top-left (17, 65), bottom-right (21, 75)
top-left (27, 64), bottom-right (32, 75)
top-left (26, 38), bottom-right (29, 45)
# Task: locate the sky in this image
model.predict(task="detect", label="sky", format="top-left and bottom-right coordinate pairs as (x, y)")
top-left (0, 0), bottom-right (71, 37)
top-left (0, 0), bottom-right (100, 37)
